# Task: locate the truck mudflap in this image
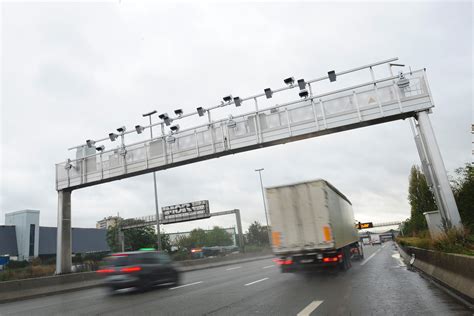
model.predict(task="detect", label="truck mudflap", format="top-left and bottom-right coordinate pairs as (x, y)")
top-left (275, 242), bottom-right (362, 272)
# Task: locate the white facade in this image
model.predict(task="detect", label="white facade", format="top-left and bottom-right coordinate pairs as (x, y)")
top-left (96, 216), bottom-right (120, 229)
top-left (5, 210), bottom-right (40, 261)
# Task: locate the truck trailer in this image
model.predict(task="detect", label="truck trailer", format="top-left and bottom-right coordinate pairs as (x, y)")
top-left (266, 179), bottom-right (363, 272)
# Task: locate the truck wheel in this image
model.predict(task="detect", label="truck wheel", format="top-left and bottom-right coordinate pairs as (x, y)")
top-left (339, 247), bottom-right (352, 271)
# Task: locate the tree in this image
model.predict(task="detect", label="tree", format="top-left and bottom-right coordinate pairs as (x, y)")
top-left (206, 226), bottom-right (233, 246)
top-left (160, 232), bottom-right (172, 252)
top-left (175, 227), bottom-right (234, 250)
top-left (246, 221), bottom-right (269, 246)
top-left (406, 165), bottom-right (437, 235)
top-left (451, 164), bottom-right (474, 231)
top-left (106, 219), bottom-right (157, 252)
top-left (176, 228), bottom-right (207, 250)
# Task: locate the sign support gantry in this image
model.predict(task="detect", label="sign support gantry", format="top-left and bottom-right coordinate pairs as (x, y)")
top-left (119, 209), bottom-right (245, 253)
top-left (55, 57), bottom-right (463, 274)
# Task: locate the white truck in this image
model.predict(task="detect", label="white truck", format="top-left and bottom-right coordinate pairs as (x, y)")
top-left (266, 179), bottom-right (363, 272)
top-left (370, 233), bottom-right (382, 245)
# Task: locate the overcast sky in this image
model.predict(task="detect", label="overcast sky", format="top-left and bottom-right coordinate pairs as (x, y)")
top-left (1, 1), bottom-right (472, 234)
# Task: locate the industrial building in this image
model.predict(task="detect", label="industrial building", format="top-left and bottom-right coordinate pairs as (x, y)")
top-left (96, 216), bottom-right (121, 229)
top-left (0, 210), bottom-right (109, 261)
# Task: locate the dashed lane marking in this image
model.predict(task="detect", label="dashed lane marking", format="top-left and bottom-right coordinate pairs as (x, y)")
top-left (262, 265), bottom-right (275, 269)
top-left (226, 266), bottom-right (242, 271)
top-left (244, 277), bottom-right (269, 286)
top-left (360, 248), bottom-right (382, 266)
top-left (169, 281), bottom-right (203, 290)
top-left (297, 300), bottom-right (324, 316)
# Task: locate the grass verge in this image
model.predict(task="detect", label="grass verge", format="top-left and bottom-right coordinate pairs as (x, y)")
top-left (397, 228), bottom-right (474, 256)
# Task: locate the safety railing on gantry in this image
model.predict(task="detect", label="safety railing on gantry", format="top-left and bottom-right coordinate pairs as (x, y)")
top-left (56, 58), bottom-right (433, 190)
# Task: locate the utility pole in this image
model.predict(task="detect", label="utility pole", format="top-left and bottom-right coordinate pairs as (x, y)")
top-left (142, 110), bottom-right (162, 250)
top-left (255, 168), bottom-right (272, 245)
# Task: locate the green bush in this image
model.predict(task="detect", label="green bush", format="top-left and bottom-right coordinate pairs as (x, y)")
top-left (0, 264), bottom-right (56, 281)
top-left (432, 228), bottom-right (474, 255)
top-left (171, 250), bottom-right (191, 261)
top-left (397, 229), bottom-right (474, 256)
top-left (396, 236), bottom-right (433, 250)
top-left (6, 260), bottom-right (29, 269)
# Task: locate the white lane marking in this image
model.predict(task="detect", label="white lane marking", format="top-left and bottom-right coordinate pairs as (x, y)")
top-left (262, 265), bottom-right (275, 269)
top-left (226, 266), bottom-right (242, 271)
top-left (360, 248), bottom-right (382, 266)
top-left (297, 300), bottom-right (324, 316)
top-left (169, 281), bottom-right (203, 290)
top-left (244, 277), bottom-right (269, 286)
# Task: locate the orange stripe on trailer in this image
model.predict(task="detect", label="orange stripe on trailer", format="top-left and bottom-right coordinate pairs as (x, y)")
top-left (323, 226), bottom-right (332, 242)
top-left (272, 231), bottom-right (281, 247)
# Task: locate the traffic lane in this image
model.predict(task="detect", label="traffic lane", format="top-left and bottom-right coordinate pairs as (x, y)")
top-left (164, 241), bottom-right (470, 316)
top-left (91, 258), bottom-right (282, 315)
top-left (105, 246), bottom-right (387, 315)
top-left (3, 243), bottom-right (471, 315)
top-left (94, 248), bottom-right (384, 315)
top-left (131, 242), bottom-right (470, 315)
top-left (0, 247), bottom-right (384, 316)
top-left (0, 256), bottom-right (278, 316)
top-left (346, 241), bottom-right (471, 315)
top-left (93, 248), bottom-right (384, 315)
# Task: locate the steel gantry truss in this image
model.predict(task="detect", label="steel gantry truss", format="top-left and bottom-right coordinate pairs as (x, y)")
top-left (54, 57), bottom-right (463, 274)
top-left (119, 209), bottom-right (244, 253)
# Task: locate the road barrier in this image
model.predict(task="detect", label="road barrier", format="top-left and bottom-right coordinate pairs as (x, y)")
top-left (398, 244), bottom-right (474, 304)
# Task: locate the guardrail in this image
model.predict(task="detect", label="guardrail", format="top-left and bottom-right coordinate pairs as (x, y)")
top-left (398, 244), bottom-right (474, 304)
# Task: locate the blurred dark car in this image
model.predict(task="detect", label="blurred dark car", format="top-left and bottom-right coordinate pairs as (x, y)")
top-left (97, 250), bottom-right (181, 293)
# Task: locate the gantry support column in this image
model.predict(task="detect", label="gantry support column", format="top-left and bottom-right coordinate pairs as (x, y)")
top-left (56, 190), bottom-right (72, 274)
top-left (416, 111), bottom-right (463, 229)
top-left (234, 209), bottom-right (245, 253)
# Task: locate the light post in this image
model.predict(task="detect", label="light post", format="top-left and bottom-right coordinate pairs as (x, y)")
top-left (255, 168), bottom-right (272, 245)
top-left (142, 110), bottom-right (162, 251)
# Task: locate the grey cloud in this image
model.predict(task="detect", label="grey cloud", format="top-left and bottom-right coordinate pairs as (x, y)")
top-left (1, 2), bottom-right (472, 233)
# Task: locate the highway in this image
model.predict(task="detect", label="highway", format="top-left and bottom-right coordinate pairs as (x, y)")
top-left (0, 242), bottom-right (471, 315)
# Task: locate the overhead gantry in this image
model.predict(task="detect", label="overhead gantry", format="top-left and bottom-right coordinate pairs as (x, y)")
top-left (55, 57), bottom-right (462, 274)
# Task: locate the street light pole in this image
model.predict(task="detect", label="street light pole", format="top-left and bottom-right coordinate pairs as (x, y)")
top-left (143, 110), bottom-right (162, 251)
top-left (255, 168), bottom-right (272, 245)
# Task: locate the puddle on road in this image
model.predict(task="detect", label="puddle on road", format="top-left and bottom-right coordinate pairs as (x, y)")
top-left (391, 252), bottom-right (406, 267)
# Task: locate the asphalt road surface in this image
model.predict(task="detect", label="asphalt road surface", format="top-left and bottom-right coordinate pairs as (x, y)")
top-left (0, 242), bottom-right (471, 315)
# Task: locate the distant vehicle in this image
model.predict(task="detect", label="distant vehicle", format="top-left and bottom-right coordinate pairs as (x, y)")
top-left (370, 234), bottom-right (382, 245)
top-left (266, 179), bottom-right (363, 273)
top-left (191, 248), bottom-right (204, 259)
top-left (97, 250), bottom-right (181, 293)
top-left (202, 246), bottom-right (239, 257)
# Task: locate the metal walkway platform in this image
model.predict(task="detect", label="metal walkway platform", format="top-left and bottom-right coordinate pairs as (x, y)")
top-left (56, 68), bottom-right (433, 191)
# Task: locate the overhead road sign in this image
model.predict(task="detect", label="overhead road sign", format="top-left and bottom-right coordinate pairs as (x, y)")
top-left (162, 200), bottom-right (210, 224)
top-left (356, 222), bottom-right (374, 229)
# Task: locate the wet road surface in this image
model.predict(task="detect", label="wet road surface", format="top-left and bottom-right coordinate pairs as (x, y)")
top-left (0, 242), bottom-right (471, 315)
